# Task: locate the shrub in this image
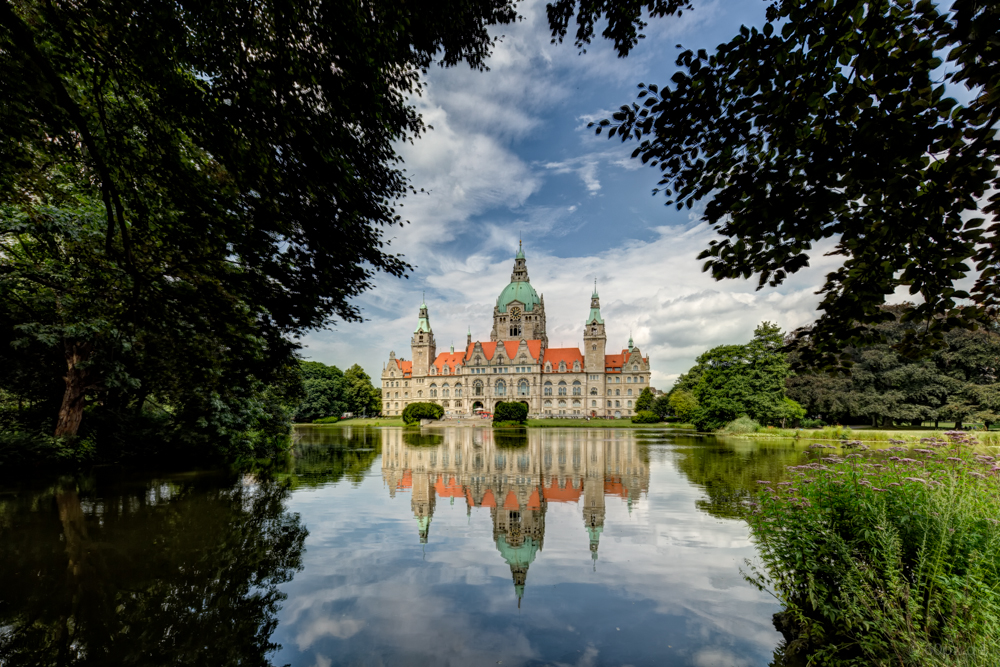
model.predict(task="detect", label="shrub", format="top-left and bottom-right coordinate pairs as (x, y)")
top-left (747, 431), bottom-right (1000, 666)
top-left (631, 410), bottom-right (660, 424)
top-left (721, 415), bottom-right (761, 434)
top-left (801, 417), bottom-right (827, 428)
top-left (401, 402), bottom-right (443, 425)
top-left (493, 401), bottom-right (528, 424)
top-left (312, 416), bottom-right (340, 424)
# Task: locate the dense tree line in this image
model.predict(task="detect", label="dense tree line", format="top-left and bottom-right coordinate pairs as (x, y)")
top-left (295, 362), bottom-right (380, 422)
top-left (666, 323), bottom-right (802, 431)
top-left (787, 306), bottom-right (1000, 428)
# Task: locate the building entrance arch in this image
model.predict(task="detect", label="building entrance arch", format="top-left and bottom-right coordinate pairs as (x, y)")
top-left (472, 401), bottom-right (485, 413)
top-left (614, 410), bottom-right (622, 418)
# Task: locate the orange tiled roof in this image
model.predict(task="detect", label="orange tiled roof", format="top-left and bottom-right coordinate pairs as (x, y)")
top-left (398, 470), bottom-right (412, 489)
top-left (527, 488), bottom-right (541, 510)
top-left (604, 477), bottom-right (627, 499)
top-left (395, 359), bottom-right (413, 377)
top-left (481, 489), bottom-right (497, 508)
top-left (543, 347), bottom-right (584, 370)
top-left (432, 350), bottom-right (465, 374)
top-left (541, 476), bottom-right (582, 503)
top-left (465, 340), bottom-right (543, 363)
top-left (604, 353), bottom-right (625, 371)
top-left (435, 475), bottom-right (464, 498)
top-left (503, 490), bottom-right (520, 510)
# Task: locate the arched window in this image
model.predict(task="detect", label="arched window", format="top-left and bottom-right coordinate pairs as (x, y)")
top-left (615, 400), bottom-right (621, 407)
top-left (544, 381), bottom-right (553, 396)
top-left (615, 376), bottom-right (620, 383)
top-left (606, 400), bottom-right (612, 407)
top-left (395, 392), bottom-right (399, 398)
top-left (592, 344), bottom-right (596, 351)
top-left (455, 383), bottom-right (462, 397)
top-left (627, 400), bottom-right (632, 407)
top-left (572, 381), bottom-right (582, 396)
top-left (572, 399), bottom-right (581, 407)
top-left (558, 381), bottom-right (567, 396)
top-left (430, 383), bottom-right (437, 398)
top-left (444, 365), bottom-right (450, 374)
top-left (627, 388), bottom-right (632, 396)
top-left (573, 361), bottom-right (581, 372)
top-left (626, 376), bottom-right (631, 383)
top-left (633, 364), bottom-right (639, 371)
top-left (473, 380), bottom-right (483, 396)
top-left (495, 380), bottom-right (506, 396)
top-left (615, 389), bottom-right (620, 396)
top-left (518, 379), bottom-right (530, 396)
top-left (443, 383), bottom-right (450, 397)
top-left (558, 400), bottom-right (567, 408)
top-left (417, 390), bottom-right (423, 397)
top-left (591, 400), bottom-right (597, 407)
top-left (544, 399), bottom-right (552, 407)
top-left (590, 387), bottom-right (597, 395)
top-left (430, 366), bottom-right (436, 375)
top-left (545, 363), bottom-right (552, 372)
top-left (638, 377), bottom-right (644, 383)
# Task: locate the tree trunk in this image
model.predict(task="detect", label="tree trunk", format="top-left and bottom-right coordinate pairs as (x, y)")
top-left (54, 341), bottom-right (93, 438)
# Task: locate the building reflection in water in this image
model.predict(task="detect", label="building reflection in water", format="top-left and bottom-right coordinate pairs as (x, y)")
top-left (381, 428), bottom-right (649, 604)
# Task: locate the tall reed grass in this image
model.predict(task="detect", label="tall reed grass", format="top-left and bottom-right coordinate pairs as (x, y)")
top-left (746, 432), bottom-right (1000, 666)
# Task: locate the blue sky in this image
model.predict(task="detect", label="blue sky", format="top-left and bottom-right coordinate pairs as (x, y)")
top-left (302, 0), bottom-right (846, 388)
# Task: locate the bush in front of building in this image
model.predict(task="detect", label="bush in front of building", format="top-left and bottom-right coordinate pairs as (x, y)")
top-left (630, 410), bottom-right (660, 424)
top-left (492, 401), bottom-right (528, 425)
top-left (401, 402), bottom-right (444, 425)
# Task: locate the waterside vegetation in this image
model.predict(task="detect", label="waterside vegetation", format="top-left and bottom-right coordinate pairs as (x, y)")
top-left (748, 431), bottom-right (1000, 666)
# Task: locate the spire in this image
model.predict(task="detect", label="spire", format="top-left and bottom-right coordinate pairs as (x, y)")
top-left (515, 238), bottom-right (525, 260)
top-left (628, 331), bottom-right (634, 352)
top-left (414, 301), bottom-right (432, 334)
top-left (511, 243), bottom-right (528, 280)
top-left (586, 284), bottom-right (604, 326)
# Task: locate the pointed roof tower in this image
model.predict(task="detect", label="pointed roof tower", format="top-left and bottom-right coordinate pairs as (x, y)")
top-left (414, 295), bottom-right (432, 333)
top-left (587, 279), bottom-right (604, 325)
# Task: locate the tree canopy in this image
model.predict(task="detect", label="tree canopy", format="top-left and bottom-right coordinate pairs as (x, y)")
top-left (576, 0), bottom-right (1000, 360)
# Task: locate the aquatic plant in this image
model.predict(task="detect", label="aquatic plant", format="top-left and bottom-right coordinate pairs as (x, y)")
top-left (746, 431), bottom-right (1000, 666)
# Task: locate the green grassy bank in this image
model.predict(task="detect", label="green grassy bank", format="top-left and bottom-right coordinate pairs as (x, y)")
top-left (721, 424), bottom-right (1000, 446)
top-left (299, 418), bottom-right (694, 429)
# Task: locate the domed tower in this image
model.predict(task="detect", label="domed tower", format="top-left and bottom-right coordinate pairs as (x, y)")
top-left (491, 242), bottom-right (548, 347)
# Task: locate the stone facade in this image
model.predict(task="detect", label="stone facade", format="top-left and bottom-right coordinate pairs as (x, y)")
top-left (381, 245), bottom-right (651, 418)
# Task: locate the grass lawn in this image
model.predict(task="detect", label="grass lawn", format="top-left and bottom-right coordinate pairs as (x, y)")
top-left (523, 419), bottom-right (693, 429)
top-left (728, 424), bottom-right (1000, 446)
top-left (297, 418), bottom-right (405, 427)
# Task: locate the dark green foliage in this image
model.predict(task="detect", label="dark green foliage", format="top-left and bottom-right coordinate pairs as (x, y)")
top-left (401, 402), bottom-right (444, 425)
top-left (585, 0), bottom-right (1000, 362)
top-left (630, 410), bottom-right (659, 424)
top-left (652, 393), bottom-right (673, 420)
top-left (666, 389), bottom-right (698, 422)
top-left (748, 433), bottom-right (1000, 665)
top-left (787, 306), bottom-right (1000, 427)
top-left (402, 431), bottom-right (445, 447)
top-left (546, 0), bottom-right (692, 56)
top-left (634, 387), bottom-right (655, 412)
top-left (0, 0), bottom-right (523, 459)
top-left (687, 322), bottom-right (792, 431)
top-left (493, 401), bottom-right (528, 424)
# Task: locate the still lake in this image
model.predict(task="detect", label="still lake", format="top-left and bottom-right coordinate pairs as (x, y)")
top-left (0, 426), bottom-right (806, 666)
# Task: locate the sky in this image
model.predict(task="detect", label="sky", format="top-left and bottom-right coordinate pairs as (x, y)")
top-left (300, 0), bottom-right (846, 390)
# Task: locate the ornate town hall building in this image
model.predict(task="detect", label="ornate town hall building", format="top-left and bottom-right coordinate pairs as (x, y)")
top-left (381, 246), bottom-right (651, 418)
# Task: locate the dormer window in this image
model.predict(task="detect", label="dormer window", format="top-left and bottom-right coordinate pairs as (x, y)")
top-left (573, 361), bottom-right (581, 372)
top-left (545, 363), bottom-right (552, 372)
top-left (558, 361), bottom-right (566, 372)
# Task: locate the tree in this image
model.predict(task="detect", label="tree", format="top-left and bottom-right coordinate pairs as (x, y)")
top-left (343, 364), bottom-right (382, 416)
top-left (667, 389), bottom-right (699, 422)
top-left (634, 387), bottom-right (655, 412)
top-left (685, 322), bottom-right (792, 430)
top-left (493, 401), bottom-right (528, 424)
top-left (0, 0), bottom-right (521, 443)
top-left (294, 362), bottom-right (347, 422)
top-left (401, 402), bottom-right (444, 425)
top-left (571, 0), bottom-right (1000, 361)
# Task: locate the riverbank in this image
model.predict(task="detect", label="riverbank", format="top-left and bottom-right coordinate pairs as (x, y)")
top-left (721, 424), bottom-right (1000, 446)
top-left (302, 419), bottom-right (694, 429)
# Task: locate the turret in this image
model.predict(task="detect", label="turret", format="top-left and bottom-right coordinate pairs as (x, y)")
top-left (411, 299), bottom-right (436, 376)
top-left (584, 280), bottom-right (606, 374)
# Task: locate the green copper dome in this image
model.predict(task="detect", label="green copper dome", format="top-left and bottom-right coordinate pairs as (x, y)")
top-left (497, 281), bottom-right (540, 312)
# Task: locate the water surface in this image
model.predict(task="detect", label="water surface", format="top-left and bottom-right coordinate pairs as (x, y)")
top-left (0, 427), bottom-right (805, 666)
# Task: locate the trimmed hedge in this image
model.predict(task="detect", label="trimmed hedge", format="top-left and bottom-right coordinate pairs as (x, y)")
top-left (631, 410), bottom-right (660, 424)
top-left (493, 401), bottom-right (528, 424)
top-left (401, 402), bottom-right (444, 425)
